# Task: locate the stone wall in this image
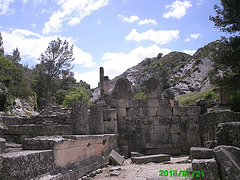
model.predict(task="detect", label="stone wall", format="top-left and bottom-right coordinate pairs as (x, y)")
top-left (199, 111), bottom-right (240, 146)
top-left (0, 150), bottom-right (54, 180)
top-left (23, 134), bottom-right (117, 179)
top-left (111, 77), bottom-right (201, 154)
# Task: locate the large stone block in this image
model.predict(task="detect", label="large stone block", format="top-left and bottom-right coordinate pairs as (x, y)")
top-left (0, 137), bottom-right (6, 154)
top-left (216, 122), bottom-right (240, 148)
top-left (147, 99), bottom-right (160, 108)
top-left (112, 78), bottom-right (132, 99)
top-left (213, 145), bottom-right (240, 180)
top-left (131, 154), bottom-right (170, 164)
top-left (103, 109), bottom-right (117, 121)
top-left (89, 104), bottom-right (104, 134)
top-left (116, 108), bottom-right (127, 117)
top-left (70, 102), bottom-right (89, 134)
top-left (173, 106), bottom-right (188, 116)
top-left (0, 150), bottom-right (54, 180)
top-left (104, 121), bottom-right (117, 134)
top-left (109, 149), bottom-right (124, 165)
top-left (190, 147), bottom-right (214, 159)
top-left (146, 77), bottom-right (162, 99)
top-left (192, 158), bottom-right (218, 180)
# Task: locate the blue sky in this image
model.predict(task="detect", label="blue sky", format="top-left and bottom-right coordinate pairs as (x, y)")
top-left (0, 0), bottom-right (225, 88)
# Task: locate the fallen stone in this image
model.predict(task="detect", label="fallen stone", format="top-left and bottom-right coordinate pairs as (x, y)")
top-left (192, 158), bottom-right (218, 180)
top-left (109, 167), bottom-right (121, 171)
top-left (110, 170), bottom-right (121, 176)
top-left (213, 145), bottom-right (240, 180)
top-left (88, 170), bottom-right (96, 177)
top-left (216, 122), bottom-right (240, 148)
top-left (131, 154), bottom-right (170, 164)
top-left (131, 152), bottom-right (144, 157)
top-left (190, 147), bottom-right (214, 159)
top-left (204, 140), bottom-right (218, 149)
top-left (109, 149), bottom-right (124, 165)
top-left (96, 169), bottom-right (102, 174)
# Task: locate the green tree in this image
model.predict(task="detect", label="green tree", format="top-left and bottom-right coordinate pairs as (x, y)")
top-left (34, 38), bottom-right (74, 104)
top-left (209, 0), bottom-right (240, 111)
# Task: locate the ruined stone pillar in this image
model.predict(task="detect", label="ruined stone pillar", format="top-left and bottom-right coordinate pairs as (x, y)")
top-left (100, 67), bottom-right (104, 98)
top-left (146, 77), bottom-right (162, 99)
top-left (104, 76), bottom-right (109, 95)
top-left (89, 104), bottom-right (104, 134)
top-left (70, 102), bottom-right (89, 134)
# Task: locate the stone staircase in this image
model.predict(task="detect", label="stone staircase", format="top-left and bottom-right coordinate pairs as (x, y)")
top-left (5, 142), bottom-right (23, 153)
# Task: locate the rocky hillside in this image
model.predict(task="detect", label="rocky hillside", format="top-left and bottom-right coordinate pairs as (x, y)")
top-left (92, 41), bottom-right (221, 100)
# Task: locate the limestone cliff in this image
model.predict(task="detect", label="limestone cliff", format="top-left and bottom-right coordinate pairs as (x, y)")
top-left (92, 41), bottom-right (221, 100)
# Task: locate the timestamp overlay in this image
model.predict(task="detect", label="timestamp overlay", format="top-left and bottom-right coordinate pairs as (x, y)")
top-left (159, 170), bottom-right (204, 178)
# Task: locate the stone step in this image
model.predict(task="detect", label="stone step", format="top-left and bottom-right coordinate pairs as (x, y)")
top-left (6, 142), bottom-right (22, 149)
top-left (131, 154), bottom-right (170, 164)
top-left (146, 148), bottom-right (181, 156)
top-left (5, 148), bottom-right (23, 153)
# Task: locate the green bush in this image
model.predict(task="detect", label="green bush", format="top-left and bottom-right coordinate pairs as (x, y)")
top-left (62, 87), bottom-right (89, 108)
top-left (133, 92), bottom-right (146, 99)
top-left (4, 96), bottom-right (16, 111)
top-left (54, 89), bottom-right (67, 105)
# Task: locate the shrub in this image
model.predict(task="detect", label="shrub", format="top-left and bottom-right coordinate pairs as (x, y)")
top-left (62, 87), bottom-right (89, 108)
top-left (54, 89), bottom-right (67, 105)
top-left (133, 92), bottom-right (146, 99)
top-left (230, 90), bottom-right (240, 112)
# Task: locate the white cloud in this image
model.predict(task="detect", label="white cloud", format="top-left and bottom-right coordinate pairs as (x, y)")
top-left (73, 46), bottom-right (95, 67)
top-left (0, 0), bottom-right (15, 15)
top-left (2, 28), bottom-right (95, 67)
top-left (184, 38), bottom-right (190, 42)
top-left (183, 49), bottom-right (196, 55)
top-left (191, 33), bottom-right (200, 39)
top-left (118, 14), bottom-right (140, 23)
top-left (31, 23), bottom-right (36, 28)
top-left (196, 0), bottom-right (203, 6)
top-left (43, 0), bottom-right (109, 34)
top-left (163, 0), bottom-right (192, 19)
top-left (139, 19), bottom-right (157, 26)
top-left (76, 45), bottom-right (171, 88)
top-left (125, 29), bottom-right (180, 45)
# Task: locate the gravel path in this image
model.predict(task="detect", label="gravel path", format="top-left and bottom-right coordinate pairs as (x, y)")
top-left (92, 156), bottom-right (192, 180)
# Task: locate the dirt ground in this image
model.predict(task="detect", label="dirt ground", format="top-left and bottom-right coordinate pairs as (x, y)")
top-left (92, 156), bottom-right (192, 180)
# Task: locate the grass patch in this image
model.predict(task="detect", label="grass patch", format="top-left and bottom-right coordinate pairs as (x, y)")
top-left (175, 89), bottom-right (219, 106)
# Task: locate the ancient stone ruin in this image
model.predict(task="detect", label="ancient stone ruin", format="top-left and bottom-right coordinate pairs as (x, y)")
top-left (0, 67), bottom-right (240, 180)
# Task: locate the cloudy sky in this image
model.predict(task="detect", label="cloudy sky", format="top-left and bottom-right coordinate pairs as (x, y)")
top-left (0, 0), bottom-right (225, 88)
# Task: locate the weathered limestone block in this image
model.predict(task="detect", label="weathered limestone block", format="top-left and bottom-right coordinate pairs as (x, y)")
top-left (216, 122), bottom-right (240, 148)
top-left (104, 121), bottom-right (117, 134)
top-left (213, 145), bottom-right (240, 180)
top-left (116, 108), bottom-right (127, 117)
top-left (147, 99), bottom-right (160, 108)
top-left (0, 137), bottom-right (6, 154)
top-left (112, 78), bottom-right (131, 99)
top-left (192, 158), bottom-right (218, 180)
top-left (147, 108), bottom-right (158, 117)
top-left (131, 154), bottom-right (170, 164)
top-left (109, 149), bottom-right (124, 165)
top-left (103, 109), bottom-right (117, 121)
top-left (70, 101), bottom-right (89, 134)
top-left (146, 77), bottom-right (162, 99)
top-left (173, 106), bottom-right (188, 116)
top-left (190, 147), bottom-right (214, 159)
top-left (0, 150), bottom-right (54, 180)
top-left (89, 104), bottom-right (104, 134)
top-left (114, 99), bottom-right (130, 108)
